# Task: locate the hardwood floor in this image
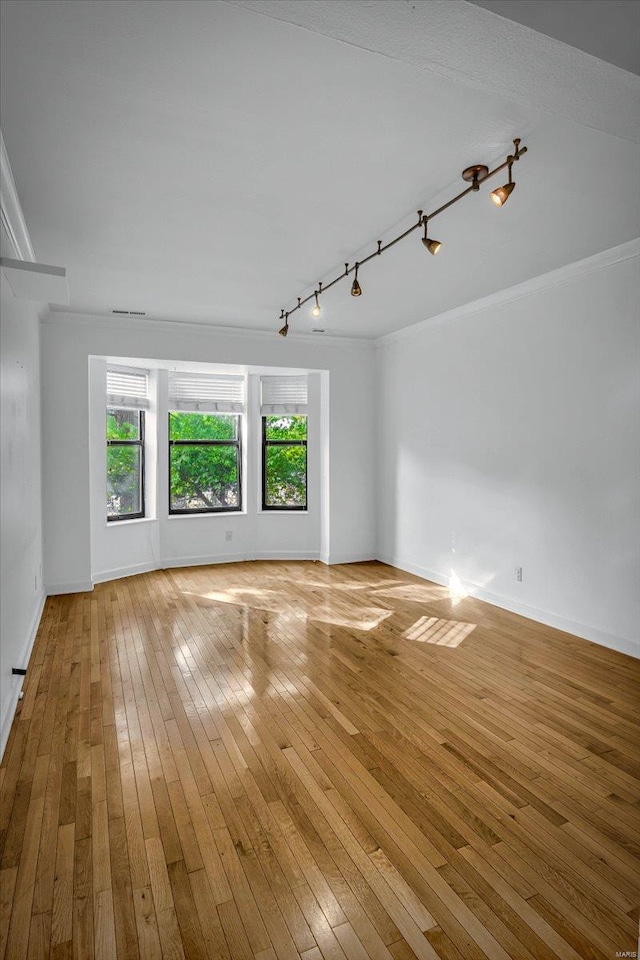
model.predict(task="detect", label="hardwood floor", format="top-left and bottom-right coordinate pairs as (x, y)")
top-left (1, 560), bottom-right (639, 959)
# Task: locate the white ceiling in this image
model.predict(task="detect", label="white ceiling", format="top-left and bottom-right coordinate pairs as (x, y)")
top-left (1, 0), bottom-right (638, 339)
top-left (468, 1), bottom-right (640, 75)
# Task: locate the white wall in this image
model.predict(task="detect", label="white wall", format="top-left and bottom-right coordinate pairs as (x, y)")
top-left (376, 246), bottom-right (640, 658)
top-left (42, 315), bottom-right (376, 591)
top-left (40, 244), bottom-right (640, 660)
top-left (0, 280), bottom-right (45, 755)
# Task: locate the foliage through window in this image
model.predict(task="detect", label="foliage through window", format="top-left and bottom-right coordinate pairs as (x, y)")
top-left (169, 412), bottom-right (241, 513)
top-left (107, 408), bottom-right (145, 520)
top-left (262, 416), bottom-right (307, 510)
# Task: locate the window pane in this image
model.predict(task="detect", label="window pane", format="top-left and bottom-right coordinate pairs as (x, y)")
top-left (264, 445), bottom-right (307, 507)
top-left (107, 446), bottom-right (142, 517)
top-left (169, 412), bottom-right (238, 441)
top-left (264, 415), bottom-right (307, 441)
top-left (107, 407), bottom-right (141, 440)
top-left (170, 445), bottom-right (239, 511)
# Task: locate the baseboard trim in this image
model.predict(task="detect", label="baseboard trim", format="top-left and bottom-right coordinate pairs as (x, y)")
top-left (91, 552), bottom-right (324, 582)
top-left (1, 591), bottom-right (46, 761)
top-left (323, 553), bottom-right (377, 566)
top-left (250, 551), bottom-right (321, 561)
top-left (377, 554), bottom-right (638, 660)
top-left (89, 552), bottom-right (378, 583)
top-left (92, 561), bottom-right (159, 584)
top-left (162, 552), bottom-right (320, 569)
top-left (45, 579), bottom-right (94, 595)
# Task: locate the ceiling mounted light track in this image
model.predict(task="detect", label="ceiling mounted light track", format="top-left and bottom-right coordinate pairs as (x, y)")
top-left (277, 137), bottom-right (528, 335)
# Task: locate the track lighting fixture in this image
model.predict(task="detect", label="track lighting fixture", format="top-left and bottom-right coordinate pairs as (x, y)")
top-left (490, 178), bottom-right (515, 207)
top-left (277, 138), bottom-right (527, 334)
top-left (350, 263), bottom-right (362, 297)
top-left (421, 216), bottom-right (442, 256)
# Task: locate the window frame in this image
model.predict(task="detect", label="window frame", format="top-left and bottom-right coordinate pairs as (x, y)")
top-left (261, 415), bottom-right (308, 512)
top-left (106, 407), bottom-right (146, 522)
top-left (168, 411), bottom-right (243, 515)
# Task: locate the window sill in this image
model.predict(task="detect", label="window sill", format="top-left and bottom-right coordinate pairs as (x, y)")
top-left (106, 516), bottom-right (156, 527)
top-left (166, 511), bottom-right (246, 520)
top-left (259, 510), bottom-right (309, 516)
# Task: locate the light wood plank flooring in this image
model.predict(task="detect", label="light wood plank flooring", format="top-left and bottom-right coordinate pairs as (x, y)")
top-left (1, 560), bottom-right (639, 959)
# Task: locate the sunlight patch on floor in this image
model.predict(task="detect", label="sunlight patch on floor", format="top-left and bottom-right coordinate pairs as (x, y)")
top-left (184, 589), bottom-right (392, 630)
top-left (404, 616), bottom-right (476, 647)
top-left (307, 605), bottom-right (393, 631)
top-left (372, 583), bottom-right (448, 603)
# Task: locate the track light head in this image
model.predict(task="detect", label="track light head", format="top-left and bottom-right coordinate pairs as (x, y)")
top-left (421, 218), bottom-right (442, 256)
top-left (490, 180), bottom-right (516, 206)
top-left (279, 313), bottom-right (289, 337)
top-left (424, 238), bottom-right (442, 256)
top-left (311, 291), bottom-right (321, 318)
top-left (351, 263), bottom-right (362, 297)
top-left (490, 158), bottom-right (516, 206)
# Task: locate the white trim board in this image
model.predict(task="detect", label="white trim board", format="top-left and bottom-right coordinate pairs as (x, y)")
top-left (43, 240), bottom-right (639, 348)
top-left (377, 238), bottom-right (640, 347)
top-left (0, 591), bottom-right (46, 761)
top-left (323, 553), bottom-right (377, 566)
top-left (377, 554), bottom-right (639, 661)
top-left (46, 580), bottom-right (94, 596)
top-left (249, 551), bottom-right (321, 562)
top-left (91, 561), bottom-right (160, 585)
top-left (0, 129), bottom-right (36, 262)
top-left (92, 552), bottom-right (324, 585)
top-left (87, 553), bottom-right (377, 590)
top-left (43, 309), bottom-right (375, 349)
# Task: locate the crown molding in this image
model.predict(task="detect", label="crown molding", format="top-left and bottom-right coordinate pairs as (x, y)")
top-left (0, 129), bottom-right (35, 262)
top-left (40, 238), bottom-right (639, 350)
top-left (42, 309), bottom-right (376, 349)
top-left (377, 238), bottom-right (640, 348)
top-left (41, 241), bottom-right (639, 351)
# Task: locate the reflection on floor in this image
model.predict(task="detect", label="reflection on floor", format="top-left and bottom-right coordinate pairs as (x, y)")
top-left (1, 559), bottom-right (639, 960)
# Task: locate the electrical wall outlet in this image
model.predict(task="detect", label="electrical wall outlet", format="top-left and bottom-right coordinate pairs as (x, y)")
top-left (225, 530), bottom-right (233, 541)
top-left (515, 566), bottom-right (523, 582)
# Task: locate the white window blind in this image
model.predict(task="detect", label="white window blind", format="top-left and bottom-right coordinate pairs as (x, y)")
top-left (168, 373), bottom-right (244, 413)
top-left (106, 367), bottom-right (149, 409)
top-left (261, 375), bottom-right (308, 415)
